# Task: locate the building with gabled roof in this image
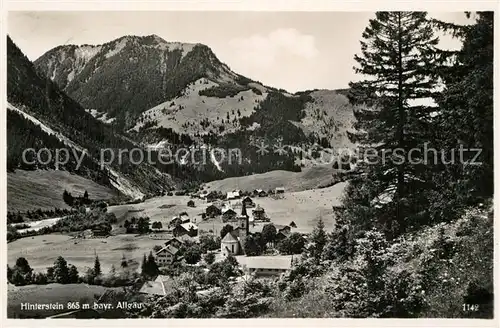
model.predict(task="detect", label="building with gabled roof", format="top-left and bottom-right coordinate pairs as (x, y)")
top-left (173, 221), bottom-right (198, 237)
top-left (226, 190), bottom-right (241, 200)
top-left (155, 244), bottom-right (179, 266)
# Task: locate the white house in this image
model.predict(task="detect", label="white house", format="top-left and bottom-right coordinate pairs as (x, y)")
top-left (155, 244), bottom-right (179, 266)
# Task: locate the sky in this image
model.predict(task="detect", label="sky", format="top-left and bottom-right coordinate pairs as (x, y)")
top-left (8, 11), bottom-right (472, 92)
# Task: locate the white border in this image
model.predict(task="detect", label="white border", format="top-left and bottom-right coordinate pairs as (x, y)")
top-left (1, 1), bottom-right (499, 328)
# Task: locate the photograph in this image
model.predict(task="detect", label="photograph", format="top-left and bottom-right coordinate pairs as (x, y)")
top-left (4, 8), bottom-right (495, 321)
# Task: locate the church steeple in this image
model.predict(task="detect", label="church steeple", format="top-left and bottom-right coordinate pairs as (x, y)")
top-left (241, 202), bottom-right (248, 217)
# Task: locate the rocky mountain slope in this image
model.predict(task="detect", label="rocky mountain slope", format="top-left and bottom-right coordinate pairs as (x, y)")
top-left (34, 35), bottom-right (356, 148)
top-left (32, 34), bottom-right (360, 183)
top-left (7, 36), bottom-right (176, 201)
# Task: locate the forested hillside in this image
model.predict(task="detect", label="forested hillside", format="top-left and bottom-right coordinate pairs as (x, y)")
top-left (7, 36), bottom-right (174, 198)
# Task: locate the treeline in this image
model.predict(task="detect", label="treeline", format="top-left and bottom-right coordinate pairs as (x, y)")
top-left (7, 207), bottom-right (76, 224)
top-left (8, 254), bottom-right (140, 288)
top-left (198, 83), bottom-right (249, 98)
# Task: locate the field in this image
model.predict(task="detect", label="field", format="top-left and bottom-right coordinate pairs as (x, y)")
top-left (8, 169), bottom-right (118, 212)
top-left (8, 181), bottom-right (346, 273)
top-left (201, 165), bottom-right (339, 194)
top-left (7, 233), bottom-right (163, 274)
top-left (108, 181), bottom-right (346, 235)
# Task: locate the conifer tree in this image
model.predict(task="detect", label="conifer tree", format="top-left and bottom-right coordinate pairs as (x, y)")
top-left (310, 217), bottom-right (327, 260)
top-left (345, 11), bottom-right (444, 237)
top-left (93, 254), bottom-right (101, 277)
top-left (435, 12), bottom-right (493, 202)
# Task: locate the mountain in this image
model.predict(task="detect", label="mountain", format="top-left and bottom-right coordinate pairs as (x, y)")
top-left (7, 36), bottom-right (176, 204)
top-left (34, 34), bottom-right (358, 181)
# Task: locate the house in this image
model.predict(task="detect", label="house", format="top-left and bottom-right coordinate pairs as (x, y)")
top-left (139, 275), bottom-right (175, 296)
top-left (173, 222), bottom-right (198, 237)
top-left (242, 196), bottom-right (255, 207)
top-left (164, 237), bottom-right (183, 249)
top-left (205, 191), bottom-right (220, 202)
top-left (253, 189), bottom-right (267, 197)
top-left (169, 216), bottom-right (182, 228)
top-left (276, 225), bottom-right (291, 234)
top-left (205, 204), bottom-right (222, 218)
top-left (226, 190), bottom-right (241, 200)
top-left (275, 229), bottom-right (291, 242)
top-left (222, 208), bottom-right (237, 222)
top-left (252, 205), bottom-right (267, 221)
top-left (275, 187), bottom-right (285, 194)
top-left (239, 256), bottom-right (293, 277)
top-left (179, 212), bottom-right (190, 223)
top-left (155, 244), bottom-right (179, 266)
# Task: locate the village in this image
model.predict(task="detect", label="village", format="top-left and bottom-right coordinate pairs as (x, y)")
top-left (137, 186), bottom-right (302, 296)
top-left (8, 182), bottom-right (347, 305)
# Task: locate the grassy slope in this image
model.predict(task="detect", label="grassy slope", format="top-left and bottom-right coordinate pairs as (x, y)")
top-left (266, 206), bottom-right (493, 318)
top-left (201, 165), bottom-right (339, 193)
top-left (7, 233), bottom-right (158, 274)
top-left (8, 182), bottom-right (346, 274)
top-left (8, 169), bottom-right (118, 212)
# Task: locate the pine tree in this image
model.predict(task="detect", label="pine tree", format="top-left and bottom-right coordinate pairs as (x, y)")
top-left (310, 217), bottom-right (327, 260)
top-left (53, 256), bottom-right (70, 284)
top-left (436, 12), bottom-right (493, 202)
top-left (345, 11), bottom-right (443, 237)
top-left (141, 254), bottom-right (147, 277)
top-left (68, 264), bottom-right (79, 283)
top-left (93, 254), bottom-right (101, 276)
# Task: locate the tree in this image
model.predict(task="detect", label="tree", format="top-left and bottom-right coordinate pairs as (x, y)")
top-left (152, 221), bottom-right (163, 230)
top-left (63, 190), bottom-right (74, 206)
top-left (184, 245), bottom-right (202, 264)
top-left (141, 254), bottom-right (147, 277)
top-left (243, 234), bottom-right (262, 256)
top-left (15, 257), bottom-right (32, 274)
top-left (204, 252), bottom-right (216, 265)
top-left (94, 255), bottom-right (102, 277)
top-left (121, 254), bottom-right (128, 269)
top-left (146, 251), bottom-right (159, 277)
top-left (7, 265), bottom-right (13, 282)
top-left (261, 224), bottom-right (277, 246)
top-left (68, 264), bottom-right (79, 283)
top-left (278, 232), bottom-right (305, 255)
top-left (220, 224), bottom-right (234, 238)
top-left (11, 270), bottom-right (26, 286)
top-left (83, 190), bottom-right (89, 200)
top-left (53, 256), bottom-right (70, 284)
top-left (200, 234), bottom-right (221, 252)
top-left (309, 217), bottom-right (327, 260)
top-left (435, 12), bottom-right (493, 204)
top-left (345, 12), bottom-right (444, 238)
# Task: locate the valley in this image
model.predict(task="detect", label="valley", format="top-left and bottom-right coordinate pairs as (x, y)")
top-left (8, 180), bottom-right (346, 274)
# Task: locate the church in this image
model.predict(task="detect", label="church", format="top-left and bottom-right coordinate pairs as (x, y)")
top-left (220, 203), bottom-right (250, 256)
